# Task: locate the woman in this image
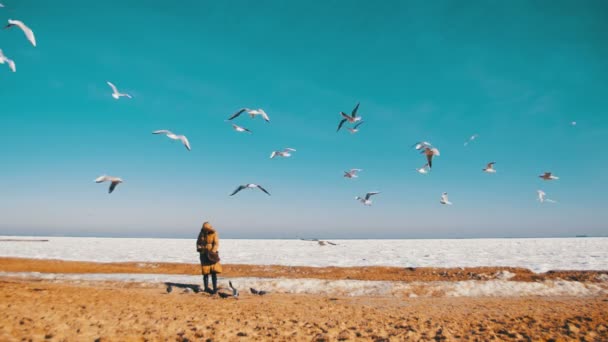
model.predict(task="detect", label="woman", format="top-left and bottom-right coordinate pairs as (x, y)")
top-left (196, 222), bottom-right (222, 294)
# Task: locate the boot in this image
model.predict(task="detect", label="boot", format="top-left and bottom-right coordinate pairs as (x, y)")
top-left (203, 275), bottom-right (212, 294)
top-left (211, 273), bottom-right (218, 295)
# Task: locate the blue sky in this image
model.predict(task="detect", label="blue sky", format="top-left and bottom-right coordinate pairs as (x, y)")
top-left (1, 0), bottom-right (607, 238)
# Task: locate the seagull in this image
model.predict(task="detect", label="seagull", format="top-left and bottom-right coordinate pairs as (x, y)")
top-left (537, 190), bottom-right (557, 204)
top-left (106, 81), bottom-right (132, 99)
top-left (440, 192), bottom-right (452, 205)
top-left (230, 184), bottom-right (270, 196)
top-left (464, 134), bottom-right (479, 147)
top-left (415, 163), bottom-right (430, 174)
top-left (412, 141), bottom-right (433, 150)
top-left (337, 102), bottom-right (362, 132)
top-left (344, 169), bottom-right (362, 179)
top-left (483, 162), bottom-right (497, 173)
top-left (539, 172), bottom-right (559, 181)
top-left (228, 108), bottom-right (270, 122)
top-left (347, 121), bottom-right (365, 134)
top-left (421, 147), bottom-right (440, 168)
top-left (152, 130), bottom-right (191, 151)
top-left (250, 288), bottom-right (268, 296)
top-left (228, 281), bottom-right (239, 299)
top-left (0, 49), bottom-right (16, 72)
top-left (570, 121), bottom-right (577, 127)
top-left (270, 148), bottom-right (296, 159)
top-left (231, 123), bottom-right (252, 134)
top-left (95, 175), bottom-right (123, 194)
top-left (5, 19), bottom-right (36, 47)
top-left (0, 4), bottom-right (4, 8)
top-left (355, 191), bottom-right (380, 206)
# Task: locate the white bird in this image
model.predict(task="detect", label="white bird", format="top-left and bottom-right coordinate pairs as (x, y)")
top-left (152, 130), bottom-right (191, 151)
top-left (0, 49), bottom-right (16, 72)
top-left (343, 169), bottom-right (362, 179)
top-left (5, 19), bottom-right (36, 47)
top-left (537, 190), bottom-right (557, 204)
top-left (483, 162), bottom-right (497, 173)
top-left (228, 108), bottom-right (270, 122)
top-left (422, 147), bottom-right (440, 168)
top-left (415, 163), bottom-right (430, 174)
top-left (539, 172), bottom-right (559, 181)
top-left (230, 183), bottom-right (270, 196)
top-left (355, 191), bottom-right (380, 206)
top-left (337, 103), bottom-right (362, 131)
top-left (412, 141), bottom-right (433, 150)
top-left (464, 134), bottom-right (479, 146)
top-left (270, 148), bottom-right (296, 159)
top-left (570, 121), bottom-right (577, 127)
top-left (347, 121), bottom-right (365, 134)
top-left (440, 192), bottom-right (452, 205)
top-left (106, 81), bottom-right (132, 99)
top-left (0, 4), bottom-right (4, 8)
top-left (231, 123), bottom-right (252, 134)
top-left (95, 175), bottom-right (123, 194)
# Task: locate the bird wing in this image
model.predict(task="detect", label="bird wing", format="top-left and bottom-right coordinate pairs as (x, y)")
top-left (336, 118), bottom-right (347, 132)
top-left (351, 102), bottom-right (360, 117)
top-left (152, 130), bottom-right (172, 135)
top-left (284, 148), bottom-right (296, 152)
top-left (228, 108), bottom-right (246, 120)
top-left (95, 175), bottom-right (109, 183)
top-left (180, 136), bottom-right (191, 151)
top-left (250, 288), bottom-right (258, 294)
top-left (431, 148), bottom-right (440, 156)
top-left (109, 181), bottom-right (119, 194)
top-left (270, 151), bottom-right (277, 159)
top-left (6, 58), bottom-right (16, 72)
top-left (230, 185), bottom-right (246, 196)
top-left (487, 162), bottom-right (495, 169)
top-left (19, 22), bottom-right (36, 47)
top-left (260, 110), bottom-right (270, 122)
top-left (365, 191), bottom-right (380, 200)
top-left (353, 121), bottom-right (364, 129)
top-left (350, 169), bottom-right (362, 173)
top-left (107, 81), bottom-right (118, 93)
top-left (327, 241), bottom-right (337, 246)
top-left (256, 185), bottom-right (271, 196)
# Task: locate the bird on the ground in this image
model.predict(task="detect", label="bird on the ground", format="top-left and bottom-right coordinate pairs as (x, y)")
top-left (228, 281), bottom-right (239, 299)
top-left (230, 184), bottom-right (271, 196)
top-left (95, 175), bottom-right (123, 194)
top-left (415, 163), bottom-right (430, 174)
top-left (270, 148), bottom-right (296, 159)
top-left (483, 162), bottom-right (497, 173)
top-left (537, 190), bottom-right (557, 204)
top-left (337, 102), bottom-right (362, 132)
top-left (440, 192), bottom-right (452, 205)
top-left (344, 169), bottom-right (362, 179)
top-left (228, 108), bottom-right (270, 122)
top-left (0, 49), bottom-right (15, 72)
top-left (231, 123), bottom-right (252, 134)
top-left (347, 121), bottom-right (365, 134)
top-left (422, 147), bottom-right (440, 168)
top-left (152, 130), bottom-right (191, 151)
top-left (250, 288), bottom-right (268, 296)
top-left (5, 19), bottom-right (36, 47)
top-left (412, 141), bottom-right (433, 150)
top-left (355, 191), bottom-right (380, 206)
top-left (464, 134), bottom-right (479, 147)
top-left (106, 81), bottom-right (132, 99)
top-left (539, 172), bottom-right (559, 181)
top-left (300, 238), bottom-right (338, 246)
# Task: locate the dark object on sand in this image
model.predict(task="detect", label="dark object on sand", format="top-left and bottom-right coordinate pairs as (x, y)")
top-left (250, 288), bottom-right (268, 296)
top-left (164, 282), bottom-right (200, 294)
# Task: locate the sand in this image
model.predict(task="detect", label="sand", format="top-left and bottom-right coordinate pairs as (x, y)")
top-left (1, 258), bottom-right (607, 341)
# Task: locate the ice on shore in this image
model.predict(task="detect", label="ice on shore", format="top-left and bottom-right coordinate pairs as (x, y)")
top-left (1, 271), bottom-right (606, 298)
top-left (1, 236), bottom-right (607, 273)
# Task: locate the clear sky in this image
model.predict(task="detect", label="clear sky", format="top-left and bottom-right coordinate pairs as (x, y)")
top-left (1, 0), bottom-right (607, 238)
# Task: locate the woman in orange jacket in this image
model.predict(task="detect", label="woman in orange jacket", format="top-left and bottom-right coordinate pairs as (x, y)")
top-left (196, 222), bottom-right (223, 294)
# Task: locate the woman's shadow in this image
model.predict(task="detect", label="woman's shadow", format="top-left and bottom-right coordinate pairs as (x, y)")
top-left (164, 282), bottom-right (201, 293)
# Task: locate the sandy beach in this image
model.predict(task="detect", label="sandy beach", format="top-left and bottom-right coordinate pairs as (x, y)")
top-left (1, 258), bottom-right (608, 341)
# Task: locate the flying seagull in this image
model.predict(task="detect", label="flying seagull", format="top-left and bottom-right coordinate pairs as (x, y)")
top-left (537, 190), bottom-right (557, 204)
top-left (539, 172), bottom-right (559, 181)
top-left (415, 163), bottom-right (430, 174)
top-left (152, 130), bottom-right (191, 151)
top-left (570, 121), bottom-right (577, 127)
top-left (5, 19), bottom-right (36, 47)
top-left (106, 81), bottom-right (132, 99)
top-left (230, 184), bottom-right (270, 196)
top-left (440, 192), bottom-right (452, 205)
top-left (344, 169), bottom-right (362, 179)
top-left (337, 102), bottom-right (362, 132)
top-left (464, 134), bottom-right (479, 147)
top-left (422, 147), bottom-right (440, 168)
top-left (412, 141), bottom-right (432, 151)
top-left (250, 288), bottom-right (268, 296)
top-left (231, 123), bottom-right (252, 134)
top-left (355, 191), bottom-right (380, 206)
top-left (270, 148), bottom-right (296, 159)
top-left (483, 162), bottom-right (497, 173)
top-left (0, 49), bottom-right (15, 72)
top-left (347, 121), bottom-right (365, 134)
top-left (95, 175), bottom-right (123, 194)
top-left (228, 108), bottom-right (270, 122)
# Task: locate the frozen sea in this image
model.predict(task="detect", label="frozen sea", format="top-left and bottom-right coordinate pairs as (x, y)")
top-left (1, 236), bottom-right (607, 273)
